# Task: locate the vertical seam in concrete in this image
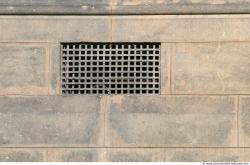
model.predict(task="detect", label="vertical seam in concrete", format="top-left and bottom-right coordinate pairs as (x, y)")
top-left (105, 97), bottom-right (111, 148)
top-left (164, 148), bottom-right (167, 161)
top-left (161, 43), bottom-right (170, 94)
top-left (160, 43), bottom-right (163, 94)
top-left (111, 16), bottom-right (113, 42)
top-left (59, 43), bottom-right (62, 96)
top-left (101, 96), bottom-right (109, 148)
top-left (168, 44), bottom-right (172, 94)
top-left (45, 148), bottom-right (49, 161)
top-left (104, 97), bottom-right (107, 147)
top-left (169, 43), bottom-right (174, 94)
top-left (47, 45), bottom-right (52, 95)
top-left (237, 96), bottom-right (240, 147)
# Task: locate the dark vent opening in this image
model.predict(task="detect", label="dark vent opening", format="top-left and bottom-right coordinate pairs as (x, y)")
top-left (61, 42), bottom-right (160, 95)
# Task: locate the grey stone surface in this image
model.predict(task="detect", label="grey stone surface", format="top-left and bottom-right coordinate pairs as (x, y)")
top-left (109, 152), bottom-right (151, 162)
top-left (0, 44), bottom-right (49, 95)
top-left (0, 16), bottom-right (111, 42)
top-left (0, 149), bottom-right (46, 162)
top-left (0, 0), bottom-right (110, 5)
top-left (0, 9), bottom-right (249, 162)
top-left (109, 148), bottom-right (243, 162)
top-left (48, 149), bottom-right (98, 162)
top-left (1, 148), bottom-right (249, 162)
top-left (62, 150), bottom-right (97, 162)
top-left (47, 148), bottom-right (250, 162)
top-left (0, 96), bottom-right (103, 146)
top-left (106, 148), bottom-right (164, 162)
top-left (106, 96), bottom-right (237, 147)
top-left (173, 42), bottom-right (250, 94)
top-left (165, 148), bottom-right (243, 162)
top-left (1, 0), bottom-right (250, 14)
top-left (0, 0), bottom-right (111, 14)
top-left (112, 15), bottom-right (250, 42)
top-left (160, 43), bottom-right (171, 94)
top-left (2, 16), bottom-right (250, 42)
top-left (239, 97), bottom-right (250, 147)
top-left (49, 44), bottom-right (60, 95)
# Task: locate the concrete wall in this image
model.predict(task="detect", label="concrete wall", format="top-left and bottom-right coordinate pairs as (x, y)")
top-left (0, 14), bottom-right (250, 161)
top-left (2, 0), bottom-right (250, 14)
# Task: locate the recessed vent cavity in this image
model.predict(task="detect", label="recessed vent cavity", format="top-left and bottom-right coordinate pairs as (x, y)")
top-left (61, 43), bottom-right (160, 95)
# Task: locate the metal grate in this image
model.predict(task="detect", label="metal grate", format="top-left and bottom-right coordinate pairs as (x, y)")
top-left (61, 43), bottom-right (160, 95)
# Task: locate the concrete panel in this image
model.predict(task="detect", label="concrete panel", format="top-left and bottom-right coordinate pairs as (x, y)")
top-left (239, 96), bottom-right (250, 147)
top-left (0, 43), bottom-right (49, 95)
top-left (106, 96), bottom-right (237, 147)
top-left (112, 0), bottom-right (250, 14)
top-left (0, 0), bottom-right (111, 14)
top-left (1, 15), bottom-right (250, 42)
top-left (0, 96), bottom-right (104, 147)
top-left (0, 16), bottom-right (111, 42)
top-left (172, 42), bottom-right (250, 94)
top-left (160, 43), bottom-right (171, 94)
top-left (0, 149), bottom-right (46, 162)
top-left (49, 44), bottom-right (60, 95)
top-left (47, 148), bottom-right (250, 162)
top-left (105, 148), bottom-right (164, 162)
top-left (47, 148), bottom-right (99, 162)
top-left (165, 148), bottom-right (250, 162)
top-left (112, 15), bottom-right (250, 42)
top-left (1, 0), bottom-right (250, 14)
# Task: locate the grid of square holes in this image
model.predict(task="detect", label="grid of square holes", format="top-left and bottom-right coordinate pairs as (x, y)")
top-left (61, 43), bottom-right (160, 95)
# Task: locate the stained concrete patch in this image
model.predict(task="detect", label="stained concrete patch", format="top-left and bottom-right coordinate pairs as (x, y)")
top-left (0, 16), bottom-right (111, 42)
top-left (0, 149), bottom-right (46, 162)
top-left (107, 96), bottom-right (237, 147)
top-left (62, 151), bottom-right (97, 162)
top-left (47, 149), bottom-right (99, 162)
top-left (106, 148), bottom-right (164, 162)
top-left (112, 15), bottom-right (250, 42)
top-left (109, 152), bottom-right (152, 162)
top-left (239, 97), bottom-right (250, 147)
top-left (0, 96), bottom-right (103, 146)
top-left (0, 44), bottom-right (49, 95)
top-left (1, 0), bottom-right (250, 14)
top-left (166, 148), bottom-right (240, 162)
top-left (173, 42), bottom-right (250, 94)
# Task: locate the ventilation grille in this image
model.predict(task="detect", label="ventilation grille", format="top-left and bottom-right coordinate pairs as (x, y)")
top-left (61, 43), bottom-right (160, 95)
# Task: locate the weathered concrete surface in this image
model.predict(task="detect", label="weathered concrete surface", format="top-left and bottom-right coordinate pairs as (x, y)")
top-left (165, 148), bottom-right (250, 162)
top-left (160, 43), bottom-right (171, 94)
top-left (0, 43), bottom-right (49, 95)
top-left (0, 0), bottom-right (111, 15)
top-left (0, 149), bottom-right (46, 162)
top-left (2, 15), bottom-right (250, 42)
top-left (0, 16), bottom-right (111, 42)
top-left (0, 96), bottom-right (104, 147)
top-left (112, 15), bottom-right (250, 42)
top-left (106, 148), bottom-right (250, 162)
top-left (239, 96), bottom-right (250, 147)
top-left (172, 42), bottom-right (250, 94)
top-left (0, 14), bottom-right (249, 161)
top-left (45, 148), bottom-right (250, 162)
top-left (49, 44), bottom-right (60, 95)
top-left (112, 0), bottom-right (250, 14)
top-left (105, 148), bottom-right (165, 162)
top-left (47, 149), bottom-right (99, 162)
top-left (1, 0), bottom-right (250, 14)
top-left (0, 148), bottom-right (249, 162)
top-left (106, 96), bottom-right (237, 147)
top-left (47, 148), bottom-right (165, 162)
